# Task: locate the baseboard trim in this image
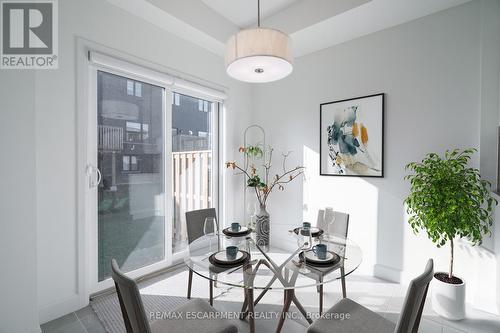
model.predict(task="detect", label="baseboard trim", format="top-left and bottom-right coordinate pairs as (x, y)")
top-left (39, 294), bottom-right (85, 324)
top-left (373, 264), bottom-right (402, 283)
top-left (471, 300), bottom-right (500, 316)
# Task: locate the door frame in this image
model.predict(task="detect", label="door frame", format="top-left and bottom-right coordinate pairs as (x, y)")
top-left (76, 46), bottom-right (225, 294)
top-left (77, 41), bottom-right (225, 304)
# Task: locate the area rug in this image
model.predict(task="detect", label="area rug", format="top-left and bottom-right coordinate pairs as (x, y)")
top-left (90, 292), bottom-right (309, 333)
top-left (91, 293), bottom-right (188, 333)
top-left (90, 268), bottom-right (311, 333)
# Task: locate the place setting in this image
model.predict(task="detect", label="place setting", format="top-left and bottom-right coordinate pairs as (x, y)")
top-left (291, 221), bottom-right (324, 238)
top-left (222, 222), bottom-right (252, 237)
top-left (290, 222), bottom-right (343, 276)
top-left (299, 243), bottom-right (341, 267)
top-left (208, 245), bottom-right (251, 268)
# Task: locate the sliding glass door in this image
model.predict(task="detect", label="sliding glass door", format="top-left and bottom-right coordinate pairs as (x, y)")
top-left (87, 60), bottom-right (219, 291)
top-left (171, 93), bottom-right (217, 253)
top-left (96, 71), bottom-right (168, 282)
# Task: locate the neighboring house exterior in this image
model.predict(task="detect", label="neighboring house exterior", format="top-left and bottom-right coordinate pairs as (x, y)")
top-left (97, 71), bottom-right (212, 190)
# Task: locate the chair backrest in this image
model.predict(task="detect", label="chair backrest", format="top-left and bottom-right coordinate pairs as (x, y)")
top-left (111, 259), bottom-right (151, 333)
top-left (317, 209), bottom-right (349, 237)
top-left (394, 259), bottom-right (434, 333)
top-left (185, 208), bottom-right (218, 244)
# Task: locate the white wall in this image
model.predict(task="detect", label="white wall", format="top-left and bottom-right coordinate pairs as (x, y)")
top-left (0, 73), bottom-right (40, 332)
top-left (479, 0), bottom-right (500, 188)
top-left (33, 0), bottom-right (252, 324)
top-left (252, 0), bottom-right (500, 314)
top-left (3, 0), bottom-right (499, 328)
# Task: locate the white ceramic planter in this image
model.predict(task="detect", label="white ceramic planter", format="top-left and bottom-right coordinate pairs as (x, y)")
top-left (431, 273), bottom-right (465, 320)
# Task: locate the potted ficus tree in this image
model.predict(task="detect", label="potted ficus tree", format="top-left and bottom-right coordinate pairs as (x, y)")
top-left (404, 148), bottom-right (497, 320)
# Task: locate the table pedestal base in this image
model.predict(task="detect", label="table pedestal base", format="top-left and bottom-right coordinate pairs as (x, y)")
top-left (239, 259), bottom-right (313, 333)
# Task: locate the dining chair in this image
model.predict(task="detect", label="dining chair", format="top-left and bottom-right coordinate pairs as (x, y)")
top-left (185, 208), bottom-right (218, 305)
top-left (111, 259), bottom-right (237, 333)
top-left (307, 259), bottom-right (434, 333)
top-left (317, 209), bottom-right (349, 239)
top-left (315, 209), bottom-right (349, 314)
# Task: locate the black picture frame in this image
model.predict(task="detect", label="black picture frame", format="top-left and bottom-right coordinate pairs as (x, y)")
top-left (320, 93), bottom-right (385, 177)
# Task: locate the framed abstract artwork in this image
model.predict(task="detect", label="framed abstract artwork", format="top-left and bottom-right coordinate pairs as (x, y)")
top-left (320, 93), bottom-right (384, 177)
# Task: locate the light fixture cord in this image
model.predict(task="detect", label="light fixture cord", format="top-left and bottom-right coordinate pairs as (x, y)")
top-left (257, 0), bottom-right (260, 27)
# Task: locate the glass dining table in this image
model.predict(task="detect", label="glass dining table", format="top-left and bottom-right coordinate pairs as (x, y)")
top-left (183, 229), bottom-right (362, 333)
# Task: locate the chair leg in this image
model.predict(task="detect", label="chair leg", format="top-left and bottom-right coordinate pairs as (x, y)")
top-left (209, 280), bottom-right (213, 305)
top-left (187, 269), bottom-right (193, 299)
top-left (341, 267), bottom-right (347, 298)
top-left (316, 275), bottom-right (322, 293)
top-left (319, 283), bottom-right (323, 315)
top-left (317, 276), bottom-right (323, 314)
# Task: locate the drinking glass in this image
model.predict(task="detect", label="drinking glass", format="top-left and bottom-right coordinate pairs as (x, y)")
top-left (204, 217), bottom-right (217, 253)
top-left (297, 227), bottom-right (312, 274)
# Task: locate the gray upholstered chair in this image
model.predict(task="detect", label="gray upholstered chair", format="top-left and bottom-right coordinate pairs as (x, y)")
top-left (185, 208), bottom-right (218, 305)
top-left (111, 259), bottom-right (237, 333)
top-left (317, 209), bottom-right (349, 239)
top-left (307, 259), bottom-right (434, 333)
top-left (315, 209), bottom-right (350, 314)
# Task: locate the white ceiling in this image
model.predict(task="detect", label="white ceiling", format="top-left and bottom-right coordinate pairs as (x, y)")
top-left (201, 0), bottom-right (300, 27)
top-left (107, 0), bottom-right (473, 59)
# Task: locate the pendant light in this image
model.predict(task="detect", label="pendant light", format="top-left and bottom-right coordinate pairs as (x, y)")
top-left (225, 0), bottom-right (293, 83)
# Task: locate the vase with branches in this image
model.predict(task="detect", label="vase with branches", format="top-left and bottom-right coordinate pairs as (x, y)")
top-left (226, 145), bottom-right (305, 248)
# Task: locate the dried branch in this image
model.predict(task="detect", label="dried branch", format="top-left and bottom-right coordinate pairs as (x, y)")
top-left (265, 166), bottom-right (305, 202)
top-left (226, 146), bottom-right (305, 207)
top-left (282, 151), bottom-right (292, 173)
top-left (264, 147), bottom-right (273, 187)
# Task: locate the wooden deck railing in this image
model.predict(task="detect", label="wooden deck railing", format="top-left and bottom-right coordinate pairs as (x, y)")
top-left (98, 125), bottom-right (123, 151)
top-left (172, 150), bottom-right (212, 242)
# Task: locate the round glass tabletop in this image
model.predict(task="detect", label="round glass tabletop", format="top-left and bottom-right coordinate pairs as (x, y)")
top-left (183, 231), bottom-right (362, 290)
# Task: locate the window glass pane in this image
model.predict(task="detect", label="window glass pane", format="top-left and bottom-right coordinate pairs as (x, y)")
top-left (97, 71), bottom-right (165, 281)
top-left (131, 156), bottom-right (138, 171)
top-left (123, 156), bottom-right (130, 171)
top-left (126, 80), bottom-right (134, 95)
top-left (135, 82), bottom-right (142, 97)
top-left (126, 121), bottom-right (141, 132)
top-left (142, 123), bottom-right (149, 141)
top-left (171, 93), bottom-right (216, 252)
top-left (126, 122), bottom-right (141, 142)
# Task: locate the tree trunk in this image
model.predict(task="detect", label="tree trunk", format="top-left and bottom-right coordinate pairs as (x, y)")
top-left (449, 238), bottom-right (454, 279)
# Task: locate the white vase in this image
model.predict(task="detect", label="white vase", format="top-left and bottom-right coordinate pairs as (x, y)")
top-left (431, 274), bottom-right (465, 320)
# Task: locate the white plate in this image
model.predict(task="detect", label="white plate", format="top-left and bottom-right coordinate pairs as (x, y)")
top-left (224, 226), bottom-right (250, 234)
top-left (295, 227), bottom-right (322, 235)
top-left (307, 227), bottom-right (322, 234)
top-left (214, 250), bottom-right (244, 263)
top-left (304, 250), bottom-right (336, 263)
